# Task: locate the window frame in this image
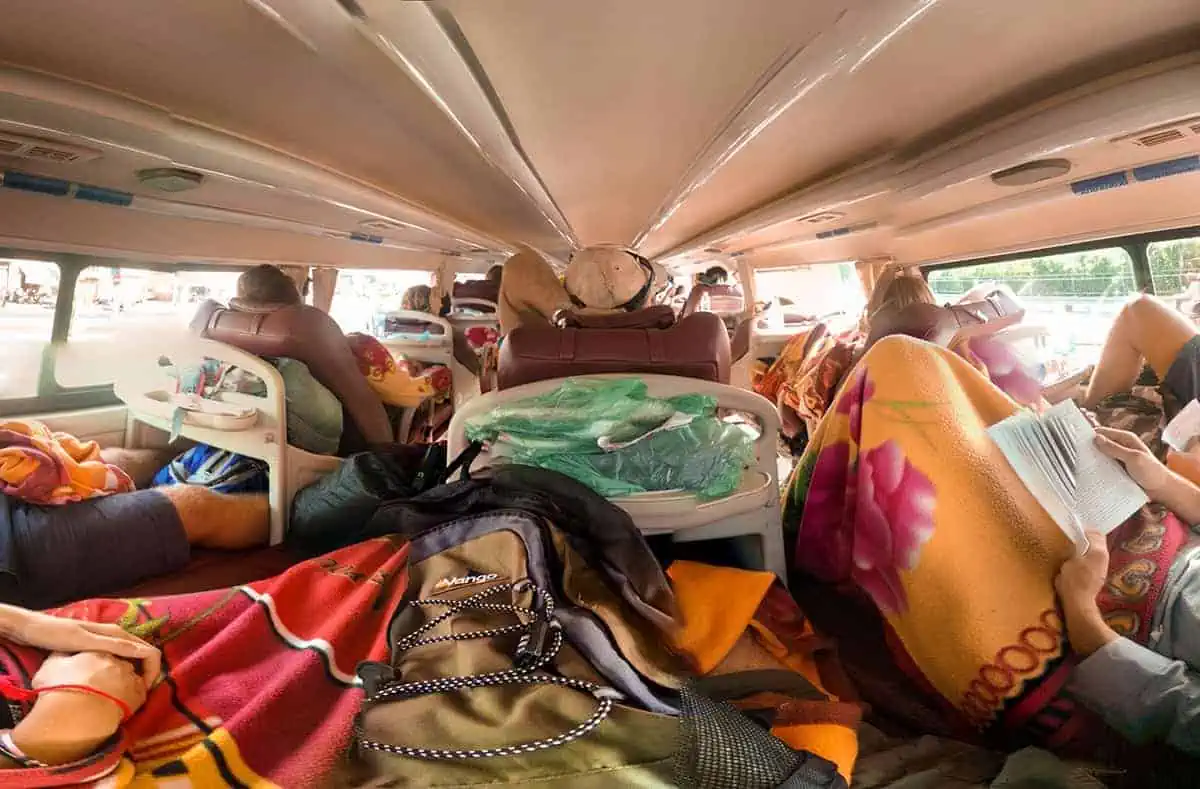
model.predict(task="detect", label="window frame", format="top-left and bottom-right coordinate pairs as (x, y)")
top-left (0, 247), bottom-right (247, 417)
top-left (920, 224), bottom-right (1200, 295)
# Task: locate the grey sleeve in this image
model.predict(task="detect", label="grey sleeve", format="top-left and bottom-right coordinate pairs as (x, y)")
top-left (1068, 637), bottom-right (1200, 756)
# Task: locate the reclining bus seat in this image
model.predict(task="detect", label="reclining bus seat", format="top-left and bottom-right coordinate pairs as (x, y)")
top-left (452, 279), bottom-right (500, 313)
top-left (865, 288), bottom-right (1025, 351)
top-left (497, 306), bottom-right (732, 390)
top-left (190, 300), bottom-right (393, 452)
top-left (681, 283), bottom-right (745, 318)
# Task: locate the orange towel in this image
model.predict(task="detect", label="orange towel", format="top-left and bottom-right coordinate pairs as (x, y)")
top-left (668, 560), bottom-right (860, 780)
top-left (0, 419), bottom-right (133, 505)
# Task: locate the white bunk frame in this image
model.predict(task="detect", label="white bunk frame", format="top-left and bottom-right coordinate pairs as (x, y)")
top-left (448, 373), bottom-right (787, 581)
top-left (449, 296), bottom-right (499, 315)
top-left (114, 336), bottom-right (341, 545)
top-left (376, 309), bottom-right (469, 436)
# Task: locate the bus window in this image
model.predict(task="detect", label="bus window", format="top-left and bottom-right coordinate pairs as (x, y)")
top-left (55, 266), bottom-right (241, 389)
top-left (329, 269), bottom-right (432, 334)
top-left (753, 262), bottom-right (865, 326)
top-left (0, 259), bottom-right (60, 399)
top-left (1148, 236), bottom-right (1200, 319)
top-left (926, 248), bottom-right (1136, 376)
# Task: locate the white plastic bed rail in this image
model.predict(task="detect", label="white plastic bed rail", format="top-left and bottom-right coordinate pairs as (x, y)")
top-left (114, 336), bottom-right (341, 545)
top-left (448, 373), bottom-right (787, 581)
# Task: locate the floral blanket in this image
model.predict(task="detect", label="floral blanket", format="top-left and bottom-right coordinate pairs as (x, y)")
top-left (784, 335), bottom-right (1072, 735)
top-left (0, 420), bottom-right (134, 505)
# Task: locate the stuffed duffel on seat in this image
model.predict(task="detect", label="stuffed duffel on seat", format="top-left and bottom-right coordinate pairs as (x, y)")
top-left (332, 509), bottom-right (847, 788)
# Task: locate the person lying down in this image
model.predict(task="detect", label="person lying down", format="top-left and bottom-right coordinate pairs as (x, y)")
top-left (0, 438), bottom-right (270, 608)
top-left (785, 325), bottom-right (1200, 760)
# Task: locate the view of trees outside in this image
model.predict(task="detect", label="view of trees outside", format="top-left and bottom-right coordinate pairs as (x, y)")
top-left (926, 249), bottom-right (1137, 299)
top-left (926, 238), bottom-right (1200, 379)
top-left (1148, 237), bottom-right (1200, 305)
top-left (928, 248), bottom-right (1136, 378)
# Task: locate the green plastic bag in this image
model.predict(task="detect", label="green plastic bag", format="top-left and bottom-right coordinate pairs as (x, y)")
top-left (465, 377), bottom-right (754, 500)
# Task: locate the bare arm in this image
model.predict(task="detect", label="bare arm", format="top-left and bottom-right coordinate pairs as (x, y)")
top-left (1057, 532), bottom-right (1200, 755)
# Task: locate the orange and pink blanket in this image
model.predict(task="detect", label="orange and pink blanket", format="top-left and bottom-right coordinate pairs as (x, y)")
top-left (0, 420), bottom-right (134, 505)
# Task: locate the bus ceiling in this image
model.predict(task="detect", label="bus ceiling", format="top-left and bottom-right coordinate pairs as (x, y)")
top-left (0, 2), bottom-right (1195, 270)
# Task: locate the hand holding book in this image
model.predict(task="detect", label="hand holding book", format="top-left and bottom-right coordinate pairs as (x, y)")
top-left (989, 401), bottom-right (1148, 553)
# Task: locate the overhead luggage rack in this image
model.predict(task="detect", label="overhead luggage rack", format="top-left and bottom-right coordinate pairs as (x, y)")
top-left (448, 373), bottom-right (787, 582)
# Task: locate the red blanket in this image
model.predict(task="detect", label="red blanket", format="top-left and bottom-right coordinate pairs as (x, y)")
top-left (1, 536), bottom-right (409, 786)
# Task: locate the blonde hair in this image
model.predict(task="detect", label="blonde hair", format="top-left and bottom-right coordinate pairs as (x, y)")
top-left (866, 273), bottom-right (936, 319)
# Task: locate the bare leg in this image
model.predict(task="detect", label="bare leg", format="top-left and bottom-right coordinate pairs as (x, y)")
top-left (160, 485), bottom-right (270, 549)
top-left (1083, 295), bottom-right (1197, 408)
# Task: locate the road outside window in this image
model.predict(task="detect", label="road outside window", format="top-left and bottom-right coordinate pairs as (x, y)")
top-left (753, 262), bottom-right (865, 328)
top-left (56, 267), bottom-right (242, 389)
top-left (0, 259), bottom-right (59, 399)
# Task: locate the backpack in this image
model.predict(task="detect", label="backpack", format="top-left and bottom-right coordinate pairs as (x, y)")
top-left (335, 510), bottom-right (847, 788)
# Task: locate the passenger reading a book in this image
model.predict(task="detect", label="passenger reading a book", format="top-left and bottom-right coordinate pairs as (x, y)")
top-left (783, 293), bottom-right (1200, 759)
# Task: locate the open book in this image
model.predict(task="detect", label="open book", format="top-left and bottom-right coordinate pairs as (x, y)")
top-left (989, 400), bottom-right (1148, 551)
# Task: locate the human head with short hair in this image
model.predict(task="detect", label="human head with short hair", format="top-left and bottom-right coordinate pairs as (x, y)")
top-left (236, 264), bottom-right (302, 307)
top-left (486, 265), bottom-right (504, 284)
top-left (698, 266), bottom-right (729, 287)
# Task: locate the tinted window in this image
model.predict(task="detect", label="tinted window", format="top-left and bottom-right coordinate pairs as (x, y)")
top-left (56, 266), bottom-right (241, 388)
top-left (1147, 237), bottom-right (1200, 318)
top-left (927, 248), bottom-right (1135, 375)
top-left (0, 259), bottom-right (60, 400)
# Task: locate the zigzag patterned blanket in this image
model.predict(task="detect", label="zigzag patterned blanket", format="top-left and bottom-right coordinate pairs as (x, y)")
top-left (1, 536), bottom-right (409, 786)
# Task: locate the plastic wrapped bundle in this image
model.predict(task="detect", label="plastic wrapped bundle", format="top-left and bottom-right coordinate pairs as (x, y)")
top-left (465, 378), bottom-right (754, 500)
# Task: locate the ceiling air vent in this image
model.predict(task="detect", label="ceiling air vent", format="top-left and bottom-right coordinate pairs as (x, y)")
top-left (991, 158), bottom-right (1072, 187)
top-left (796, 211), bottom-right (845, 224)
top-left (1136, 128), bottom-right (1186, 147)
top-left (358, 218), bottom-right (404, 233)
top-left (1115, 117), bottom-right (1200, 149)
top-left (0, 131), bottom-right (101, 164)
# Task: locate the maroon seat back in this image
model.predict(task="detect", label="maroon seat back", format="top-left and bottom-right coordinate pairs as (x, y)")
top-left (498, 310), bottom-right (731, 390)
top-left (554, 305), bottom-right (676, 330)
top-left (452, 280), bottom-right (500, 312)
top-left (190, 300), bottom-right (392, 451)
top-left (864, 289), bottom-right (1024, 352)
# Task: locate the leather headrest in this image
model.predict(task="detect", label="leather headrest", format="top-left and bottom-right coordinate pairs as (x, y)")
top-left (865, 289), bottom-right (1025, 352)
top-left (498, 311), bottom-right (730, 390)
top-left (380, 315), bottom-right (447, 336)
top-left (453, 280), bottom-right (500, 303)
top-left (554, 306), bottom-right (676, 330)
top-left (189, 300), bottom-right (393, 450)
top-left (865, 302), bottom-right (961, 350)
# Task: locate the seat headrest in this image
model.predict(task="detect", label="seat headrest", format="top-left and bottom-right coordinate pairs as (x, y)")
top-left (865, 289), bottom-right (1025, 352)
top-left (498, 311), bottom-right (731, 390)
top-left (865, 302), bottom-right (961, 350)
top-left (453, 280), bottom-right (501, 303)
top-left (380, 315), bottom-right (447, 336)
top-left (190, 300), bottom-right (393, 450)
top-left (554, 306), bottom-right (676, 330)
